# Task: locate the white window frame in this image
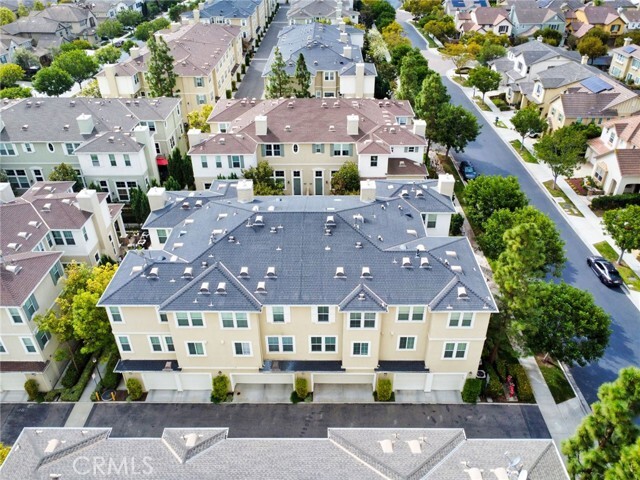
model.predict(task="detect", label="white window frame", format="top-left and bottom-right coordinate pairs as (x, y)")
top-left (21, 336), bottom-right (38, 354)
top-left (0, 143), bottom-right (17, 156)
top-left (9, 307), bottom-right (23, 324)
top-left (148, 335), bottom-right (164, 352)
top-left (397, 336), bottom-right (417, 351)
top-left (22, 143), bottom-right (34, 153)
top-left (0, 338), bottom-right (6, 354)
top-left (266, 336), bottom-right (295, 353)
top-left (309, 335), bottom-right (337, 353)
top-left (175, 312), bottom-right (205, 327)
top-left (323, 71), bottom-right (335, 81)
top-left (315, 305), bottom-right (334, 323)
top-left (165, 336), bottom-right (175, 352)
top-left (118, 335), bottom-right (132, 353)
top-left (396, 306), bottom-right (425, 322)
top-left (268, 306), bottom-right (288, 323)
top-left (109, 306), bottom-right (123, 323)
top-left (442, 341), bottom-right (468, 359)
top-left (186, 341), bottom-right (206, 356)
top-left (233, 341), bottom-right (252, 356)
top-left (351, 341), bottom-right (370, 356)
top-left (219, 312), bottom-right (249, 329)
top-left (448, 312), bottom-right (474, 328)
top-left (348, 312), bottom-right (376, 329)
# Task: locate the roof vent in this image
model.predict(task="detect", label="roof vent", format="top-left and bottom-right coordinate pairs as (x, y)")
top-left (5, 264), bottom-right (22, 275)
top-left (377, 235), bottom-right (383, 242)
top-left (324, 228), bottom-right (333, 236)
top-left (148, 267), bottom-right (159, 279)
top-left (420, 257), bottom-right (431, 268)
top-left (28, 221), bottom-right (42, 228)
top-left (446, 250), bottom-right (458, 258)
top-left (217, 213), bottom-right (228, 221)
top-left (325, 215), bottom-right (336, 227)
top-left (228, 235), bottom-right (236, 243)
top-left (333, 101), bottom-right (340, 108)
top-left (284, 125), bottom-right (291, 132)
top-left (182, 267), bottom-right (193, 279)
top-left (201, 261), bottom-right (208, 268)
top-left (254, 215), bottom-right (264, 226)
top-left (195, 200), bottom-right (203, 208)
top-left (335, 266), bottom-right (345, 278)
top-left (182, 201), bottom-right (190, 209)
top-left (322, 102), bottom-right (328, 108)
top-left (41, 203), bottom-right (51, 212)
top-left (390, 127), bottom-right (396, 134)
top-left (287, 102), bottom-right (294, 109)
top-left (17, 232), bottom-right (31, 240)
top-left (329, 125), bottom-right (335, 132)
top-left (457, 287), bottom-right (468, 299)
top-left (172, 242), bottom-right (184, 250)
top-left (44, 439), bottom-right (60, 454)
top-left (184, 433), bottom-right (200, 447)
top-left (7, 243), bottom-right (22, 251)
top-left (200, 282), bottom-right (210, 294)
top-left (406, 440), bottom-right (422, 454)
top-left (406, 229), bottom-right (417, 237)
top-left (401, 189), bottom-right (409, 197)
top-left (379, 439), bottom-right (393, 454)
top-left (131, 265), bottom-right (143, 275)
top-left (266, 266), bottom-right (277, 278)
top-left (61, 198), bottom-right (71, 205)
top-left (416, 244), bottom-right (425, 252)
top-left (358, 292), bottom-right (366, 301)
top-left (355, 241), bottom-right (363, 249)
top-left (22, 124), bottom-right (28, 131)
top-left (270, 226), bottom-right (277, 234)
top-left (215, 282), bottom-right (227, 294)
top-left (361, 266), bottom-right (372, 278)
top-left (239, 266), bottom-right (249, 278)
top-left (402, 257), bottom-right (411, 268)
top-left (256, 281), bottom-right (267, 293)
top-left (416, 189), bottom-right (424, 198)
top-left (451, 265), bottom-right (463, 274)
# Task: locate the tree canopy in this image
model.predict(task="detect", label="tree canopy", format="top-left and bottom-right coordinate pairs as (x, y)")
top-left (163, 176), bottom-right (181, 191)
top-left (463, 175), bottom-right (529, 229)
top-left (396, 48), bottom-right (432, 104)
top-left (187, 104), bottom-right (213, 133)
top-left (468, 66), bottom-right (501, 100)
top-left (433, 104), bottom-right (480, 158)
top-left (511, 106), bottom-right (546, 148)
top-left (331, 161), bottom-right (360, 194)
top-left (49, 163), bottom-right (81, 190)
top-left (442, 43), bottom-right (474, 74)
top-left (52, 50), bottom-right (98, 89)
top-left (13, 47), bottom-right (40, 71)
top-left (476, 43), bottom-right (506, 66)
top-left (167, 148), bottom-right (194, 190)
top-left (116, 9), bottom-right (143, 27)
top-left (0, 64), bottom-right (25, 88)
top-left (96, 19), bottom-right (124, 40)
top-left (0, 7), bottom-right (16, 26)
top-left (578, 36), bottom-right (607, 64)
top-left (602, 205), bottom-right (640, 263)
top-left (242, 160), bottom-right (285, 195)
top-left (0, 86), bottom-right (32, 99)
top-left (414, 72), bottom-right (450, 156)
top-left (265, 47), bottom-right (292, 99)
top-left (534, 126), bottom-right (587, 189)
top-left (130, 186), bottom-right (151, 226)
top-left (32, 66), bottom-right (74, 97)
top-left (146, 35), bottom-right (176, 97)
top-left (134, 18), bottom-right (170, 41)
top-left (95, 45), bottom-right (121, 65)
top-left (294, 53), bottom-right (311, 98)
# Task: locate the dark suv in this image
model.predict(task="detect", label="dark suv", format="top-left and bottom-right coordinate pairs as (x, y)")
top-left (459, 161), bottom-right (478, 181)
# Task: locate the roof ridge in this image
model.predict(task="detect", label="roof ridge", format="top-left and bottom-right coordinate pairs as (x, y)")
top-left (215, 261), bottom-right (263, 310)
top-left (159, 261), bottom-right (218, 310)
top-left (36, 430), bottom-right (110, 469)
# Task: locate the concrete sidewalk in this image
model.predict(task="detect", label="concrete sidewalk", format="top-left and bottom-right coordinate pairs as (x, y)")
top-left (63, 359), bottom-right (107, 428)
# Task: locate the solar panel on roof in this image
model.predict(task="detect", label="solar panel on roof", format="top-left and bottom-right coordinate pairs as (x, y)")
top-left (622, 45), bottom-right (637, 54)
top-left (580, 76), bottom-right (614, 94)
top-left (452, 0), bottom-right (466, 7)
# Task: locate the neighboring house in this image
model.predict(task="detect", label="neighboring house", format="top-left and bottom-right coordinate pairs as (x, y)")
top-left (444, 0), bottom-right (489, 17)
top-left (97, 23), bottom-right (243, 115)
top-left (0, 97), bottom-right (184, 198)
top-left (509, 5), bottom-right (565, 37)
top-left (571, 6), bottom-right (625, 38)
top-left (586, 115), bottom-right (640, 194)
top-left (619, 8), bottom-right (640, 31)
top-left (0, 34), bottom-right (33, 65)
top-left (0, 427), bottom-right (569, 479)
top-left (262, 23), bottom-right (376, 99)
top-left (0, 16), bottom-right (69, 58)
top-left (489, 39), bottom-right (581, 106)
top-left (455, 7), bottom-right (512, 35)
top-left (84, 0), bottom-right (144, 23)
top-left (98, 175), bottom-right (498, 395)
top-left (609, 39), bottom-right (640, 84)
top-left (188, 98), bottom-right (427, 192)
top-left (287, 0), bottom-right (360, 26)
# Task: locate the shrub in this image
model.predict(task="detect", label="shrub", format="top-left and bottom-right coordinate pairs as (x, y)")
top-left (376, 377), bottom-right (393, 402)
top-left (295, 378), bottom-right (308, 400)
top-left (24, 379), bottom-right (40, 401)
top-left (43, 389), bottom-right (62, 402)
top-left (211, 374), bottom-right (230, 403)
top-left (126, 378), bottom-right (143, 401)
top-left (449, 213), bottom-right (464, 236)
top-left (591, 193), bottom-right (640, 211)
top-left (225, 89), bottom-right (232, 99)
top-left (461, 378), bottom-right (483, 403)
top-left (495, 358), bottom-right (507, 382)
top-left (231, 80), bottom-right (236, 91)
top-left (100, 354), bottom-right (122, 390)
top-left (508, 364), bottom-right (535, 402)
top-left (236, 71), bottom-right (241, 82)
top-left (60, 358), bottom-right (96, 402)
top-left (485, 365), bottom-right (503, 399)
top-left (61, 349), bottom-right (91, 388)
top-left (241, 64), bottom-right (246, 74)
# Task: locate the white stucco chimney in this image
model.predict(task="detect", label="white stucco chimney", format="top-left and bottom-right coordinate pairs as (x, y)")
top-left (76, 113), bottom-right (94, 135)
top-left (0, 183), bottom-right (15, 203)
top-left (343, 45), bottom-right (352, 59)
top-left (188, 128), bottom-right (206, 148)
top-left (360, 180), bottom-right (376, 203)
top-left (413, 119), bottom-right (426, 138)
top-left (129, 46), bottom-right (141, 58)
top-left (624, 37), bottom-right (632, 47)
top-left (237, 179), bottom-right (254, 203)
top-left (340, 31), bottom-right (348, 43)
top-left (193, 8), bottom-right (200, 22)
top-left (255, 115), bottom-right (267, 136)
top-left (347, 114), bottom-right (359, 135)
top-left (147, 187), bottom-right (168, 210)
top-left (581, 55), bottom-right (589, 65)
top-left (339, 21), bottom-right (346, 32)
top-left (437, 174), bottom-right (455, 199)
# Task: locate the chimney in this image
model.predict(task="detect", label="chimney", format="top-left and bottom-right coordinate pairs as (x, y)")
top-left (130, 46), bottom-right (140, 57)
top-left (413, 119), bottom-right (426, 138)
top-left (76, 189), bottom-right (101, 214)
top-left (343, 45), bottom-right (352, 59)
top-left (0, 183), bottom-right (15, 203)
top-left (360, 180), bottom-right (376, 203)
top-left (198, 1), bottom-right (205, 9)
top-left (581, 55), bottom-right (589, 65)
top-left (77, 189), bottom-right (113, 248)
top-left (536, 35), bottom-right (543, 42)
top-left (339, 21), bottom-right (346, 32)
top-left (147, 187), bottom-right (168, 210)
top-left (193, 8), bottom-right (200, 22)
top-left (340, 31), bottom-right (348, 43)
top-left (437, 173), bottom-right (455, 199)
top-left (170, 22), bottom-right (180, 32)
top-left (347, 114), bottom-right (359, 135)
top-left (255, 115), bottom-right (267, 136)
top-left (355, 63), bottom-right (365, 98)
top-left (188, 128), bottom-right (206, 147)
top-left (76, 113), bottom-right (94, 135)
top-left (237, 179), bottom-right (254, 203)
top-left (0, 115), bottom-right (4, 132)
top-left (624, 37), bottom-right (633, 47)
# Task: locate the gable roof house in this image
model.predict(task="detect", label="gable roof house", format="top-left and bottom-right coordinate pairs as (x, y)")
top-left (570, 6), bottom-right (625, 39)
top-left (84, 0), bottom-right (144, 23)
top-left (262, 22), bottom-right (376, 99)
top-left (509, 5), bottom-right (565, 37)
top-left (0, 33), bottom-right (34, 65)
top-left (609, 39), bottom-right (640, 85)
top-left (287, 0), bottom-right (360, 26)
top-left (96, 22), bottom-right (243, 115)
top-left (188, 97), bottom-right (427, 192)
top-left (444, 0), bottom-right (489, 17)
top-left (619, 7), bottom-right (640, 31)
top-left (455, 7), bottom-right (513, 35)
top-left (0, 16), bottom-right (69, 58)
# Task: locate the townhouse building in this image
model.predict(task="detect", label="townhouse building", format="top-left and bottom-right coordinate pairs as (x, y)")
top-left (0, 97), bottom-right (184, 199)
top-left (570, 6), bottom-right (625, 39)
top-left (85, 0), bottom-right (144, 23)
top-left (98, 177), bottom-right (497, 395)
top-left (444, 0), bottom-right (489, 17)
top-left (188, 97), bottom-right (427, 192)
top-left (619, 8), bottom-right (640, 31)
top-left (96, 23), bottom-right (243, 115)
top-left (609, 39), bottom-right (640, 84)
top-left (455, 7), bottom-right (513, 35)
top-left (0, 34), bottom-right (34, 65)
top-left (509, 5), bottom-right (565, 37)
top-left (287, 0), bottom-right (360, 26)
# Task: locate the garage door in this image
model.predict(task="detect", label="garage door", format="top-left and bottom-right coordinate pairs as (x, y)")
top-left (430, 373), bottom-right (466, 391)
top-left (230, 373), bottom-right (294, 389)
top-left (394, 373), bottom-right (428, 391)
top-left (179, 373), bottom-right (211, 390)
top-left (312, 373), bottom-right (375, 385)
top-left (142, 372), bottom-right (177, 390)
top-left (0, 372), bottom-right (27, 391)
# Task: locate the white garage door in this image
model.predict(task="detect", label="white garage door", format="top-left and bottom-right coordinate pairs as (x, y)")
top-left (142, 372), bottom-right (177, 390)
top-left (430, 373), bottom-right (466, 391)
top-left (230, 373), bottom-right (294, 389)
top-left (0, 372), bottom-right (27, 391)
top-left (312, 373), bottom-right (375, 385)
top-left (394, 373), bottom-right (428, 391)
top-left (179, 373), bottom-right (211, 390)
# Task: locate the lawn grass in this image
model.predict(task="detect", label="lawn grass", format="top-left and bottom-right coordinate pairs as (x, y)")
top-left (543, 180), bottom-right (584, 217)
top-left (495, 120), bottom-right (508, 129)
top-left (535, 357), bottom-right (576, 404)
top-left (451, 75), bottom-right (468, 86)
top-left (594, 241), bottom-right (640, 290)
top-left (510, 140), bottom-right (538, 163)
top-left (473, 96), bottom-right (491, 111)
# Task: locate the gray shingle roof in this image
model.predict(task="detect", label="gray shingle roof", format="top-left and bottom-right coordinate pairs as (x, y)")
top-left (182, 0), bottom-right (260, 21)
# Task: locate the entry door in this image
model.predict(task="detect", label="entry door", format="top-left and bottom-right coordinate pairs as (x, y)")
top-left (293, 171), bottom-right (302, 195)
top-left (314, 171), bottom-right (323, 195)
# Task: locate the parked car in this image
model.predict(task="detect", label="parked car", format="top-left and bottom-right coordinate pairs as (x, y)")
top-left (459, 161), bottom-right (478, 181)
top-left (587, 256), bottom-right (623, 287)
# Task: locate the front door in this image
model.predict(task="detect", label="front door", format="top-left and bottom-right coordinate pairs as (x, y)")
top-left (314, 171), bottom-right (323, 195)
top-left (293, 171), bottom-right (302, 195)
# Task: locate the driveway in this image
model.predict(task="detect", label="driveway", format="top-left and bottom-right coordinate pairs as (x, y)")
top-left (0, 403), bottom-right (74, 445)
top-left (86, 403), bottom-right (549, 439)
top-left (235, 6), bottom-right (290, 99)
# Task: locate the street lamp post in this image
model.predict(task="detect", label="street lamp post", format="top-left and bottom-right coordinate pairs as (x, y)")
top-left (93, 358), bottom-right (103, 383)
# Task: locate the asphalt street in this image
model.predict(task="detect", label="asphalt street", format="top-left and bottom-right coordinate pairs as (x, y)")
top-left (399, 19), bottom-right (639, 405)
top-left (0, 403), bottom-right (74, 445)
top-left (85, 403), bottom-right (549, 439)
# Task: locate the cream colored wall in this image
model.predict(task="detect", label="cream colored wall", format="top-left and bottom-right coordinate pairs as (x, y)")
top-left (377, 306), bottom-right (428, 361)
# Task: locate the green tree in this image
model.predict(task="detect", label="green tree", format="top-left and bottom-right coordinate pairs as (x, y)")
top-left (32, 66), bottom-right (74, 96)
top-left (605, 438), bottom-right (640, 480)
top-left (562, 367), bottom-right (640, 480)
top-left (266, 47), bottom-right (292, 99)
top-left (463, 175), bottom-right (528, 229)
top-left (13, 48), bottom-right (40, 71)
top-left (187, 104), bottom-right (213, 133)
top-left (49, 163), bottom-right (80, 190)
top-left (442, 43), bottom-right (473, 75)
top-left (389, 43), bottom-right (412, 68)
top-left (146, 35), bottom-right (176, 97)
top-left (468, 66), bottom-right (501, 100)
top-left (0, 86), bottom-right (32, 98)
top-left (163, 176), bottom-right (181, 191)
top-left (476, 43), bottom-right (506, 66)
top-left (0, 64), bottom-right (25, 88)
top-left (511, 105), bottom-right (546, 149)
top-left (602, 205), bottom-right (640, 263)
top-left (59, 39), bottom-right (92, 53)
top-left (130, 186), bottom-right (151, 225)
top-left (534, 126), bottom-right (587, 189)
top-left (396, 48), bottom-right (431, 103)
top-left (95, 45), bottom-right (121, 64)
top-left (33, 0), bottom-right (45, 10)
top-left (0, 7), bottom-right (16, 25)
top-left (433, 104), bottom-right (480, 158)
top-left (52, 50), bottom-right (98, 90)
top-left (422, 17), bottom-right (457, 42)
top-left (293, 53), bottom-right (311, 98)
top-left (522, 282), bottom-right (611, 366)
top-left (0, 443), bottom-right (10, 466)
top-left (120, 39), bottom-right (136, 54)
top-left (584, 26), bottom-right (610, 45)
top-left (402, 0), bottom-right (441, 17)
top-left (78, 79), bottom-right (102, 97)
top-left (96, 19), bottom-right (124, 41)
top-left (16, 2), bottom-right (29, 18)
top-left (242, 160), bottom-right (284, 195)
top-left (578, 36), bottom-right (607, 64)
top-left (479, 206), bottom-right (565, 275)
top-left (330, 161), bottom-right (360, 194)
top-left (538, 27), bottom-right (562, 46)
top-left (414, 72), bottom-right (450, 157)
top-left (116, 9), bottom-right (143, 27)
top-left (167, 148), bottom-right (194, 189)
top-left (134, 18), bottom-right (169, 41)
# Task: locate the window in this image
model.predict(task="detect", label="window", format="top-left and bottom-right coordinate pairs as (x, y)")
top-left (32, 169), bottom-right (44, 182)
top-left (534, 84), bottom-right (542, 95)
top-left (229, 155), bottom-right (244, 168)
top-left (155, 143), bottom-right (161, 154)
top-left (91, 154), bottom-right (100, 167)
top-left (398, 336), bottom-right (416, 350)
top-left (397, 306), bottom-right (425, 322)
top-left (349, 312), bottom-right (376, 328)
top-left (23, 294), bottom-right (39, 320)
top-left (176, 312), bottom-right (204, 327)
top-left (46, 232), bottom-right (53, 248)
top-left (46, 143), bottom-right (54, 152)
top-left (273, 170), bottom-right (285, 188)
top-left (267, 336), bottom-right (294, 353)
top-left (49, 262), bottom-right (63, 285)
top-left (140, 121), bottom-right (156, 132)
top-left (443, 342), bottom-right (468, 359)
top-left (115, 181), bottom-right (137, 201)
top-left (22, 143), bottom-right (34, 153)
top-left (310, 336), bottom-right (336, 352)
top-left (194, 76), bottom-right (204, 87)
top-left (448, 312), bottom-right (473, 327)
top-left (52, 230), bottom-right (76, 246)
top-left (332, 143), bottom-right (351, 156)
top-left (632, 59), bottom-right (640, 70)
top-left (22, 337), bottom-right (37, 353)
top-left (0, 339), bottom-right (5, 353)
top-left (323, 71), bottom-right (335, 81)
top-left (201, 156), bottom-right (208, 168)
top-left (370, 156), bottom-right (378, 167)
top-left (312, 144), bottom-right (324, 154)
top-left (498, 25), bottom-right (508, 34)
top-left (109, 307), bottom-right (123, 323)
top-left (271, 306), bottom-right (285, 323)
top-left (292, 144), bottom-right (299, 153)
top-left (234, 341), bottom-right (251, 356)
top-left (9, 308), bottom-right (23, 324)
top-left (165, 336), bottom-right (175, 352)
top-left (611, 24), bottom-right (620, 33)
top-left (124, 154), bottom-right (131, 167)
top-left (0, 143), bottom-right (16, 156)
top-left (187, 341), bottom-right (205, 355)
top-left (426, 213), bottom-right (437, 229)
top-left (157, 229), bottom-right (168, 244)
top-left (404, 146), bottom-right (418, 153)
top-left (160, 313), bottom-right (168, 323)
top-left (215, 155), bottom-right (222, 168)
top-left (220, 312), bottom-right (249, 328)
top-left (196, 94), bottom-right (207, 105)
top-left (149, 336), bottom-right (163, 352)
top-left (5, 169), bottom-right (29, 189)
top-left (64, 143), bottom-right (80, 155)
top-left (317, 306), bottom-right (330, 322)
top-left (264, 144), bottom-right (282, 156)
top-left (35, 329), bottom-right (51, 349)
top-left (118, 336), bottom-right (131, 352)
top-left (218, 123), bottom-right (229, 133)
top-left (352, 342), bottom-right (369, 356)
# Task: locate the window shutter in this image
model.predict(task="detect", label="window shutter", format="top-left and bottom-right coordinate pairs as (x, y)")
top-left (348, 144), bottom-right (353, 156)
top-left (319, 144), bottom-right (325, 153)
top-left (261, 144), bottom-right (266, 156)
top-left (329, 144), bottom-right (334, 157)
top-left (279, 144), bottom-right (284, 157)
top-left (240, 156), bottom-right (245, 168)
top-left (227, 156), bottom-right (233, 168)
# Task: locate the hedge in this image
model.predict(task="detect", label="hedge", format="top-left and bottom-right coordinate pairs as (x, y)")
top-left (211, 374), bottom-right (230, 403)
top-left (25, 379), bottom-right (40, 401)
top-left (60, 357), bottom-right (95, 402)
top-left (485, 365), bottom-right (503, 399)
top-left (508, 364), bottom-right (535, 403)
top-left (461, 378), bottom-right (483, 403)
top-left (495, 358), bottom-right (507, 382)
top-left (591, 193), bottom-right (640, 211)
top-left (126, 378), bottom-right (143, 401)
top-left (376, 378), bottom-right (393, 402)
top-left (295, 378), bottom-right (308, 400)
top-left (60, 349), bottom-right (91, 388)
top-left (100, 355), bottom-right (122, 390)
